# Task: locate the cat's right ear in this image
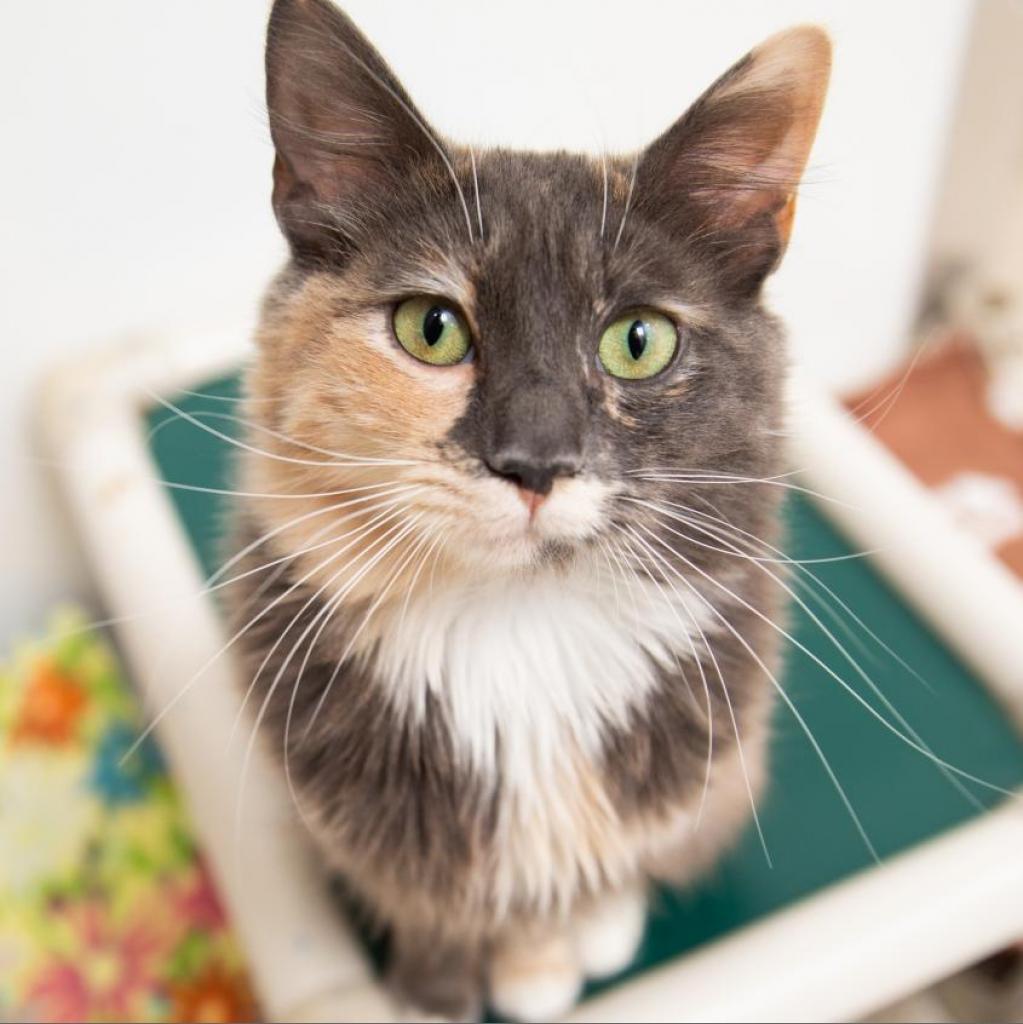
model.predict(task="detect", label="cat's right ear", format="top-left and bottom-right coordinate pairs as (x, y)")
top-left (636, 26), bottom-right (831, 297)
top-left (266, 0), bottom-right (443, 260)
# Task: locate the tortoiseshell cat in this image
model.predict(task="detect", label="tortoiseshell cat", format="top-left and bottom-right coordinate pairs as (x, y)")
top-left (229, 1), bottom-right (830, 1018)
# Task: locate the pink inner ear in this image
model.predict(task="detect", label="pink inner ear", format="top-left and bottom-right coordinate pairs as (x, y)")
top-left (688, 121), bottom-right (793, 222)
top-left (268, 81), bottom-right (389, 212)
top-left (665, 27), bottom-right (831, 243)
top-left (266, 0), bottom-right (450, 253)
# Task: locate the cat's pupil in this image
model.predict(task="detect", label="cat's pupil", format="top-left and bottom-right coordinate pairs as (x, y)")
top-left (627, 320), bottom-right (648, 360)
top-left (423, 306), bottom-right (446, 346)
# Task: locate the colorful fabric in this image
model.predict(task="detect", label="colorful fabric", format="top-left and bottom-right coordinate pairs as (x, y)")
top-left (0, 609), bottom-right (257, 1023)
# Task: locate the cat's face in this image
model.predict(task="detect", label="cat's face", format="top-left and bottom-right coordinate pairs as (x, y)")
top-left (248, 0), bottom-right (829, 590)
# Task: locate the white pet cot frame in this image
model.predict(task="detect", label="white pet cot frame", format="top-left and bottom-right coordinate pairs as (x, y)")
top-left (42, 328), bottom-right (1023, 1023)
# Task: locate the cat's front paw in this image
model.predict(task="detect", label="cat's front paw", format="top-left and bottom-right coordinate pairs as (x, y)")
top-left (488, 888), bottom-right (647, 1022)
top-left (571, 884), bottom-right (647, 979)
top-left (488, 930), bottom-right (582, 1023)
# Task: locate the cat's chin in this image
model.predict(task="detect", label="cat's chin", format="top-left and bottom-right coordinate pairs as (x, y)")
top-left (456, 474), bottom-right (610, 571)
top-left (444, 523), bottom-right (593, 579)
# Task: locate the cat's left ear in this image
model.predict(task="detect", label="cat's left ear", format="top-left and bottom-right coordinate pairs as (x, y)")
top-left (265, 0), bottom-right (452, 261)
top-left (637, 26), bottom-right (831, 296)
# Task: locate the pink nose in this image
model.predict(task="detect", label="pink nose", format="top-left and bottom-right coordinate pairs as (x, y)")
top-left (517, 486), bottom-right (547, 521)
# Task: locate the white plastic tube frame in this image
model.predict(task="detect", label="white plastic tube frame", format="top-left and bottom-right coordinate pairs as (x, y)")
top-left (41, 332), bottom-right (1023, 1023)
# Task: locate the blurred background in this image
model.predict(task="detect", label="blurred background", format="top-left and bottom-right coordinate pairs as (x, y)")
top-left (2, 2), bottom-right (1022, 1022)
top-left (3, 0), bottom-right (1023, 641)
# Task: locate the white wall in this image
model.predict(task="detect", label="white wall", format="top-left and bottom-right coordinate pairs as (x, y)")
top-left (0, 0), bottom-right (972, 642)
top-left (926, 0), bottom-right (1023, 283)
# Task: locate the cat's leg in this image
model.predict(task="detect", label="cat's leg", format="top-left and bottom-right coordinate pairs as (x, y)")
top-left (645, 732), bottom-right (769, 887)
top-left (388, 926), bottom-right (484, 1023)
top-left (487, 921), bottom-right (582, 1023)
top-left (570, 883), bottom-right (647, 979)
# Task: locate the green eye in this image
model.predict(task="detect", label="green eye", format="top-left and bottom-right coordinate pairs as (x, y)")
top-left (393, 297), bottom-right (472, 366)
top-left (598, 309), bottom-right (679, 380)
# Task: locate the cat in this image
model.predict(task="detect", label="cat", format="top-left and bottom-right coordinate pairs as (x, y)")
top-left (227, 1), bottom-right (830, 1019)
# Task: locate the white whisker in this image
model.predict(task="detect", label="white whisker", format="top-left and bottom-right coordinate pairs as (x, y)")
top-left (168, 387), bottom-right (271, 405)
top-left (627, 469), bottom-right (856, 510)
top-left (50, 485), bottom-right (418, 645)
top-left (227, 502), bottom-right (418, 747)
top-left (235, 514), bottom-right (424, 852)
top-left (333, 38), bottom-right (475, 242)
top-left (617, 530), bottom-right (717, 831)
top-left (623, 528), bottom-right (770, 861)
top-left (470, 145), bottom-right (484, 242)
top-left (613, 156), bottom-right (638, 253)
top-left (123, 489), bottom-right (424, 763)
top-left (609, 534), bottom-right (700, 712)
top-left (633, 522), bottom-right (879, 861)
top-left (599, 152), bottom-right (609, 241)
top-left (670, 493), bottom-right (932, 689)
top-left (147, 391), bottom-right (420, 468)
top-left (209, 482), bottom-right (418, 586)
top-left (154, 406), bottom-right (417, 466)
top-left (301, 514), bottom-right (429, 742)
top-left (637, 497), bottom-right (984, 810)
top-left (594, 536), bottom-right (624, 617)
top-left (396, 524), bottom-right (447, 637)
top-left (640, 516), bottom-right (1012, 800)
top-left (274, 520), bottom-right (431, 813)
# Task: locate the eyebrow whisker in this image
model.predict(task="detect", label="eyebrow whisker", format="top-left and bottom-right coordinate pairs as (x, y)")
top-left (600, 152), bottom-right (610, 241)
top-left (470, 145), bottom-right (484, 242)
top-left (613, 155), bottom-right (638, 253)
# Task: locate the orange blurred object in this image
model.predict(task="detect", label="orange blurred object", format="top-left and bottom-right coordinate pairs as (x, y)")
top-left (170, 966), bottom-right (259, 1024)
top-left (11, 659), bottom-right (87, 746)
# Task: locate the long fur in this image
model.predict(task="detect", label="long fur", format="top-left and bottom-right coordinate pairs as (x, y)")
top-left (228, 2), bottom-right (832, 1019)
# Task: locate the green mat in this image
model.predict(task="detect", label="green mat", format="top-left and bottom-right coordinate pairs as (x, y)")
top-left (146, 375), bottom-right (1023, 996)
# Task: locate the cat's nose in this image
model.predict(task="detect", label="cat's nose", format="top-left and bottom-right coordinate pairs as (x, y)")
top-left (485, 449), bottom-right (582, 500)
top-left (481, 381), bottom-right (586, 511)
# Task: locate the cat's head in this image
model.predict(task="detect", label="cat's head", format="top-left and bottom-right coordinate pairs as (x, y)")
top-left (246, 0), bottom-right (830, 591)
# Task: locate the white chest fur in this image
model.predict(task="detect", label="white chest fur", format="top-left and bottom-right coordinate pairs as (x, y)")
top-left (366, 563), bottom-right (710, 793)
top-left (362, 562), bottom-right (715, 912)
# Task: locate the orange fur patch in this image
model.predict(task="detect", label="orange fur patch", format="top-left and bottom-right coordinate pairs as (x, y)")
top-left (242, 271), bottom-right (476, 607)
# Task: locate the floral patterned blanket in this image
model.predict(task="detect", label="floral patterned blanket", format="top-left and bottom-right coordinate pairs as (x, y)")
top-left (0, 610), bottom-right (256, 1023)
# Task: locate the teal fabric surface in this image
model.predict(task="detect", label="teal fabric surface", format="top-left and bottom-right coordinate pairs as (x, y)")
top-left (146, 376), bottom-right (1023, 993)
